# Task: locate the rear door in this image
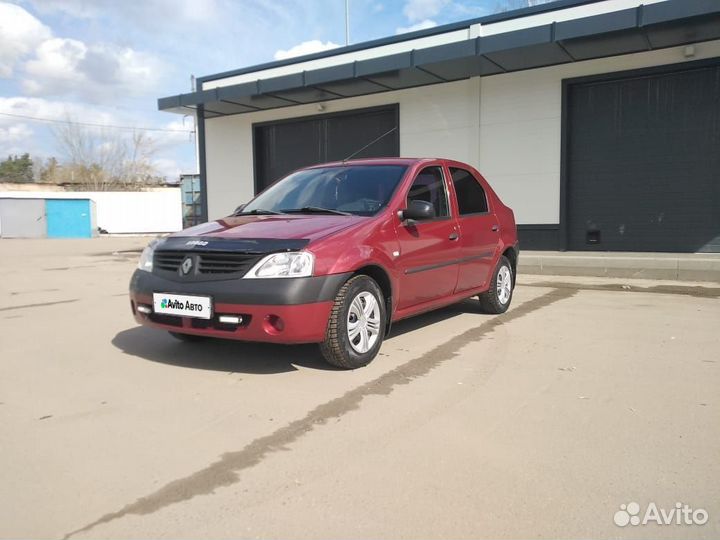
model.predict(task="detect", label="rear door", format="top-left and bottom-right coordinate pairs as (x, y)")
top-left (448, 167), bottom-right (499, 292)
top-left (395, 165), bottom-right (461, 310)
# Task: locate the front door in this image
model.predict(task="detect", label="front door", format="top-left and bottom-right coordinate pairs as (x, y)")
top-left (395, 165), bottom-right (460, 310)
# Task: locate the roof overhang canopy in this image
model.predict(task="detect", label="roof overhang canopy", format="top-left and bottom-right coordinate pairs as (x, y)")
top-left (159, 0), bottom-right (720, 118)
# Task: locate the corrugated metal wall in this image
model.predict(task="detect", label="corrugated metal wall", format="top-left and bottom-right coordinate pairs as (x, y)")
top-left (0, 199), bottom-right (47, 238)
top-left (567, 63), bottom-right (720, 253)
top-left (46, 199), bottom-right (96, 239)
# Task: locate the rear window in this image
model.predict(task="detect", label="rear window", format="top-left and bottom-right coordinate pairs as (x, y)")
top-left (451, 168), bottom-right (489, 215)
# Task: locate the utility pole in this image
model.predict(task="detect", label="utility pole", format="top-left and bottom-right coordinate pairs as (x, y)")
top-left (190, 74), bottom-right (199, 175)
top-left (345, 0), bottom-right (350, 45)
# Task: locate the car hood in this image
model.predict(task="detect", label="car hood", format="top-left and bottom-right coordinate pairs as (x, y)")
top-left (169, 214), bottom-right (365, 243)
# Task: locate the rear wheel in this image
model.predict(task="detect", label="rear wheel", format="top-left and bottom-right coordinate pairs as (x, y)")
top-left (320, 275), bottom-right (386, 369)
top-left (169, 331), bottom-right (206, 342)
top-left (478, 256), bottom-right (513, 314)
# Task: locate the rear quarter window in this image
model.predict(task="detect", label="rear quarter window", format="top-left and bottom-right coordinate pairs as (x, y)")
top-left (450, 168), bottom-right (489, 215)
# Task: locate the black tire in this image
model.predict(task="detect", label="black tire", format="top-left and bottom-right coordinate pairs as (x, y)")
top-left (320, 275), bottom-right (386, 369)
top-left (169, 331), bottom-right (206, 342)
top-left (478, 255), bottom-right (514, 314)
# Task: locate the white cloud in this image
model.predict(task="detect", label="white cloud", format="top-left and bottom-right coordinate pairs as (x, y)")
top-left (0, 3), bottom-right (163, 102)
top-left (27, 0), bottom-right (220, 24)
top-left (0, 123), bottom-right (33, 145)
top-left (0, 96), bottom-right (113, 156)
top-left (396, 19), bottom-right (438, 34)
top-left (0, 96), bottom-right (118, 127)
top-left (24, 0), bottom-right (103, 19)
top-left (274, 40), bottom-right (341, 61)
top-left (22, 37), bottom-right (161, 102)
top-left (152, 157), bottom-right (183, 180)
top-left (402, 0), bottom-right (449, 22)
top-left (0, 95), bottom-right (128, 154)
top-left (0, 2), bottom-right (52, 77)
top-left (23, 38), bottom-right (84, 89)
top-left (152, 118), bottom-right (196, 151)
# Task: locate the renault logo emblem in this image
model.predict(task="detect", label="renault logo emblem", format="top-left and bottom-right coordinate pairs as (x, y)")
top-left (180, 256), bottom-right (193, 275)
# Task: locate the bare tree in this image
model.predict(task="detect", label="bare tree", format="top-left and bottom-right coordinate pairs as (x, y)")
top-left (51, 117), bottom-right (161, 191)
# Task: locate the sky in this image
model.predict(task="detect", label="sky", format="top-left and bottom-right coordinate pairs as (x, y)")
top-left (0, 0), bottom-right (534, 180)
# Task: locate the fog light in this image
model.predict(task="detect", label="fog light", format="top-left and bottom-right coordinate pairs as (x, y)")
top-left (137, 304), bottom-right (152, 314)
top-left (263, 314), bottom-right (285, 335)
top-left (218, 315), bottom-right (242, 325)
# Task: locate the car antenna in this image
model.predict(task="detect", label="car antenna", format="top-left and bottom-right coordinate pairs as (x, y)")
top-left (342, 126), bottom-right (398, 163)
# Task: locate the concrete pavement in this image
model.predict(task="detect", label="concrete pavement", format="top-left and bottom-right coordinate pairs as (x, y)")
top-left (519, 251), bottom-right (720, 282)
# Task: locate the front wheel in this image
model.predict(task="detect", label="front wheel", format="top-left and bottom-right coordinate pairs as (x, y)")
top-left (320, 275), bottom-right (386, 369)
top-left (478, 256), bottom-right (514, 314)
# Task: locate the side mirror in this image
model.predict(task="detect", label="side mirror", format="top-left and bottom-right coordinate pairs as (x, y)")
top-left (400, 199), bottom-right (435, 223)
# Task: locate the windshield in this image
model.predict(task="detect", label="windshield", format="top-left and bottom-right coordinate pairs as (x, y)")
top-left (241, 165), bottom-right (408, 217)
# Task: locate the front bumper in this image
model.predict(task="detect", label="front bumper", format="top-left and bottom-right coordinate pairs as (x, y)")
top-left (129, 270), bottom-right (351, 344)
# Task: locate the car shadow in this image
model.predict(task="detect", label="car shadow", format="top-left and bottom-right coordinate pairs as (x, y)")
top-left (111, 327), bottom-right (334, 374)
top-left (386, 298), bottom-right (487, 339)
top-left (111, 298), bottom-right (487, 375)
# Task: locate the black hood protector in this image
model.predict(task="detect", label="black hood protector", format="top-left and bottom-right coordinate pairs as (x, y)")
top-left (156, 236), bottom-right (310, 254)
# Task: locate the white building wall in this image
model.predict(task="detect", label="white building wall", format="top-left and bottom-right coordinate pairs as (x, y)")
top-left (204, 40), bottom-right (720, 224)
top-left (0, 190), bottom-right (183, 234)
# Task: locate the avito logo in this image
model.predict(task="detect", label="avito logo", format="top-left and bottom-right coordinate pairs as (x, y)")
top-left (614, 502), bottom-right (708, 527)
top-left (159, 298), bottom-right (204, 313)
top-left (162, 299), bottom-right (186, 310)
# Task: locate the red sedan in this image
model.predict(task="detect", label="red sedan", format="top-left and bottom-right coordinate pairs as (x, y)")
top-left (130, 158), bottom-right (518, 368)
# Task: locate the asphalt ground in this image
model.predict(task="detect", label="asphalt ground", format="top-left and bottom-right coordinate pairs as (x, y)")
top-left (1, 237), bottom-right (718, 539)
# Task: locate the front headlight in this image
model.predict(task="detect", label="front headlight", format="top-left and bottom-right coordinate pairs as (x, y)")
top-left (137, 239), bottom-right (160, 272)
top-left (244, 251), bottom-right (314, 279)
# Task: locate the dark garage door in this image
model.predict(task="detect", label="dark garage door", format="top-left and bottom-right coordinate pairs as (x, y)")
top-left (254, 105), bottom-right (399, 192)
top-left (567, 63), bottom-right (720, 252)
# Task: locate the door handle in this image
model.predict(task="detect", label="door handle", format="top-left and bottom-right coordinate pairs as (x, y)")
top-left (449, 232), bottom-right (459, 241)
top-left (491, 224), bottom-right (499, 232)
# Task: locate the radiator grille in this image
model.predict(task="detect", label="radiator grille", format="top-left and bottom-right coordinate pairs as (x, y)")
top-left (154, 252), bottom-right (185, 272)
top-left (153, 250), bottom-right (260, 279)
top-left (197, 252), bottom-right (258, 274)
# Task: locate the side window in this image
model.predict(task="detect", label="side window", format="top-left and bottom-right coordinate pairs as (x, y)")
top-left (450, 167), bottom-right (488, 215)
top-left (407, 166), bottom-right (449, 219)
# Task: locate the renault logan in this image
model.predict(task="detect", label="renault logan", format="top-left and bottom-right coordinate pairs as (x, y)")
top-left (130, 158), bottom-right (518, 368)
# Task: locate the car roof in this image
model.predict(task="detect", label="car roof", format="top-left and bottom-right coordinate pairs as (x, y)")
top-left (306, 157), bottom-right (438, 168)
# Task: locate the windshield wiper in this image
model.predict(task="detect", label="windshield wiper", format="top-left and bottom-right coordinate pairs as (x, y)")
top-left (233, 208), bottom-right (284, 216)
top-left (281, 206), bottom-right (351, 216)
